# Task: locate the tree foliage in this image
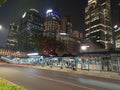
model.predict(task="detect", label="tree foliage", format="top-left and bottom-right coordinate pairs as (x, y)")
top-left (0, 0), bottom-right (7, 6)
top-left (33, 35), bottom-right (67, 55)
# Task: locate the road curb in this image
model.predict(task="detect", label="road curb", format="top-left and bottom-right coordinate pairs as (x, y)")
top-left (32, 65), bottom-right (120, 80)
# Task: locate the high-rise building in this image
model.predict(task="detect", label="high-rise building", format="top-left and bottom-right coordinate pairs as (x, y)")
top-left (118, 1), bottom-right (120, 23)
top-left (112, 0), bottom-right (120, 49)
top-left (114, 25), bottom-right (120, 49)
top-left (58, 33), bottom-right (80, 53)
top-left (72, 30), bottom-right (81, 39)
top-left (44, 9), bottom-right (61, 38)
top-left (18, 9), bottom-right (44, 52)
top-left (6, 23), bottom-right (19, 51)
top-left (85, 0), bottom-right (112, 50)
top-left (61, 15), bottom-right (72, 34)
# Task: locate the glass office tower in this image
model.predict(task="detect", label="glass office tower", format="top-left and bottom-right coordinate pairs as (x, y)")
top-left (18, 9), bottom-right (44, 52)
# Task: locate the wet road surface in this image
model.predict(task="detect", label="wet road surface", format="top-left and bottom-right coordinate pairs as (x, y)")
top-left (0, 64), bottom-right (120, 90)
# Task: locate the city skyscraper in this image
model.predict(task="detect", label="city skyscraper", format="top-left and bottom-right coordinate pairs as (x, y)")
top-left (60, 15), bottom-right (72, 34)
top-left (6, 23), bottom-right (19, 50)
top-left (113, 0), bottom-right (120, 50)
top-left (18, 9), bottom-right (44, 52)
top-left (118, 1), bottom-right (120, 23)
top-left (44, 9), bottom-right (61, 38)
top-left (114, 25), bottom-right (120, 49)
top-left (85, 0), bottom-right (112, 50)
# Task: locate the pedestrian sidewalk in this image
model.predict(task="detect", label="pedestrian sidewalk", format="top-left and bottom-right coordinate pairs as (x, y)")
top-left (0, 62), bottom-right (7, 65)
top-left (2, 63), bottom-right (119, 80)
top-left (32, 65), bottom-right (120, 80)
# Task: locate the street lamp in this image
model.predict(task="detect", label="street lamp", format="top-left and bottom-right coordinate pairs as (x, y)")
top-left (81, 45), bottom-right (90, 51)
top-left (0, 25), bottom-right (2, 29)
top-left (114, 25), bottom-right (118, 29)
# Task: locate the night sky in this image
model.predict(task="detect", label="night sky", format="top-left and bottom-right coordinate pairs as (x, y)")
top-left (0, 0), bottom-right (119, 46)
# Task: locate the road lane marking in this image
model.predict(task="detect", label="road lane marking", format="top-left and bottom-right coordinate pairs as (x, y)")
top-left (78, 78), bottom-right (120, 90)
top-left (34, 75), bottom-right (96, 90)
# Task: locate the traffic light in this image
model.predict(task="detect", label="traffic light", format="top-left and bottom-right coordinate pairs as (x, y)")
top-left (43, 50), bottom-right (46, 53)
top-left (48, 49), bottom-right (53, 54)
top-left (50, 49), bottom-right (53, 52)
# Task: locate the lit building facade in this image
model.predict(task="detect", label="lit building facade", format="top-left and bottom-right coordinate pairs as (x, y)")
top-left (57, 33), bottom-right (80, 54)
top-left (60, 15), bottom-right (72, 34)
top-left (114, 25), bottom-right (120, 49)
top-left (85, 0), bottom-right (112, 50)
top-left (18, 9), bottom-right (44, 52)
top-left (44, 9), bottom-right (61, 38)
top-left (72, 30), bottom-right (82, 39)
top-left (117, 0), bottom-right (120, 22)
top-left (6, 23), bottom-right (19, 51)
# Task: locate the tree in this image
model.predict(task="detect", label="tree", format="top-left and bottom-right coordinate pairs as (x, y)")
top-left (0, 0), bottom-right (7, 6)
top-left (33, 35), bottom-right (67, 55)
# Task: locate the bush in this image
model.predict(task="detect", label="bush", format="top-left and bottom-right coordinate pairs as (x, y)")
top-left (0, 78), bottom-right (26, 90)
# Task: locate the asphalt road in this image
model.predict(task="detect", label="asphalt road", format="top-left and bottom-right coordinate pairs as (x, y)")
top-left (0, 64), bottom-right (120, 90)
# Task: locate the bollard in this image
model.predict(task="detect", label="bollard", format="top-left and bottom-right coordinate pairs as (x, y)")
top-left (42, 65), bottom-right (44, 67)
top-left (118, 58), bottom-right (120, 76)
top-left (60, 66), bottom-right (63, 69)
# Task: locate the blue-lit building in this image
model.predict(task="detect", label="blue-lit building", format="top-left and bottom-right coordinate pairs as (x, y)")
top-left (18, 9), bottom-right (44, 52)
top-left (44, 9), bottom-right (61, 38)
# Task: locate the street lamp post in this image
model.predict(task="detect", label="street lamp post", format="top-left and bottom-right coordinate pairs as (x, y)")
top-left (80, 45), bottom-right (90, 71)
top-left (81, 45), bottom-right (90, 52)
top-left (113, 25), bottom-right (118, 49)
